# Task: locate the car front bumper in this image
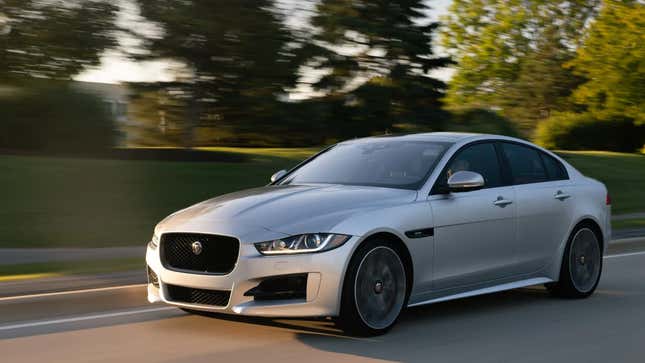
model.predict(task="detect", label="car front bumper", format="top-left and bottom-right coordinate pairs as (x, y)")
top-left (145, 236), bottom-right (357, 317)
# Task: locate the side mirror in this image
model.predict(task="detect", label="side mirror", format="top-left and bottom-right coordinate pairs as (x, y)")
top-left (270, 169), bottom-right (287, 183)
top-left (447, 171), bottom-right (485, 192)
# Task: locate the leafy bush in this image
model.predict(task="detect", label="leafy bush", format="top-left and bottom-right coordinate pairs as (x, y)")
top-left (392, 108), bottom-right (519, 138)
top-left (0, 85), bottom-right (116, 153)
top-left (535, 112), bottom-right (645, 152)
top-left (446, 108), bottom-right (520, 137)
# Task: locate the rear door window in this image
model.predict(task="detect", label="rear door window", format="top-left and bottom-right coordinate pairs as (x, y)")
top-left (501, 143), bottom-right (548, 185)
top-left (540, 153), bottom-right (569, 181)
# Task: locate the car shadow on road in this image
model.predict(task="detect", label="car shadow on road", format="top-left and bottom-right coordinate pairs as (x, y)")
top-left (291, 283), bottom-right (641, 362)
top-left (189, 286), bottom-right (554, 341)
top-left (185, 309), bottom-right (346, 337)
top-left (291, 287), bottom-right (579, 362)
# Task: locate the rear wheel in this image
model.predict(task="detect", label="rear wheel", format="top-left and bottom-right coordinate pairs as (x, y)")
top-left (337, 239), bottom-right (408, 336)
top-left (549, 224), bottom-right (602, 298)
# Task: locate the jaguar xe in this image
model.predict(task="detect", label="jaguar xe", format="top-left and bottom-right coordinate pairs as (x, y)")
top-left (145, 132), bottom-right (610, 335)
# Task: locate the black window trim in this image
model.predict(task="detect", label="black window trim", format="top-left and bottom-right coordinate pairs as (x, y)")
top-left (497, 140), bottom-right (570, 186)
top-left (539, 151), bottom-right (569, 181)
top-left (430, 140), bottom-right (510, 195)
top-left (270, 144), bottom-right (335, 185)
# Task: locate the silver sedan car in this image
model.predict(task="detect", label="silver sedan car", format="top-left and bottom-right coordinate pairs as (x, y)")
top-left (146, 132), bottom-right (610, 335)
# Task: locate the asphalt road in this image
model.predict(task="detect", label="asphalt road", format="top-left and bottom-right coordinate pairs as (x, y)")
top-left (1, 248), bottom-right (645, 363)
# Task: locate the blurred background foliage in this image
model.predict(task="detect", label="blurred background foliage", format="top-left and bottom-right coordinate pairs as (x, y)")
top-left (0, 0), bottom-right (118, 81)
top-left (0, 0), bottom-right (643, 248)
top-left (0, 0), bottom-right (643, 151)
top-left (0, 80), bottom-right (117, 153)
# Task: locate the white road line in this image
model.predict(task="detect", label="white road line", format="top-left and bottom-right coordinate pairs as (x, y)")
top-left (0, 306), bottom-right (177, 331)
top-left (0, 284), bottom-right (146, 302)
top-left (604, 250), bottom-right (645, 259)
top-left (0, 250), bottom-right (644, 332)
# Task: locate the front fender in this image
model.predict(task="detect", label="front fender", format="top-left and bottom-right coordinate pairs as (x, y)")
top-left (331, 201), bottom-right (435, 299)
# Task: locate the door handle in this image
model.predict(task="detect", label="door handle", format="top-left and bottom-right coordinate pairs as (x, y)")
top-left (554, 190), bottom-right (571, 200)
top-left (493, 196), bottom-right (513, 207)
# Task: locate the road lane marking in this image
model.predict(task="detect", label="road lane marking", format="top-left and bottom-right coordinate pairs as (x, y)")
top-left (0, 306), bottom-right (177, 331)
top-left (604, 251), bottom-right (645, 259)
top-left (0, 250), bottom-right (643, 332)
top-left (0, 283), bottom-right (146, 302)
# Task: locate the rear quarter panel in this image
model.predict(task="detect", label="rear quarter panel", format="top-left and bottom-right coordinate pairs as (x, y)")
top-left (547, 174), bottom-right (610, 280)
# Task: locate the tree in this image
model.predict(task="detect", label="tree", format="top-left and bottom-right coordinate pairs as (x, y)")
top-left (0, 0), bottom-right (118, 82)
top-left (303, 0), bottom-right (451, 134)
top-left (503, 27), bottom-right (586, 128)
top-left (136, 0), bottom-right (302, 146)
top-left (567, 0), bottom-right (644, 125)
top-left (441, 0), bottom-right (600, 134)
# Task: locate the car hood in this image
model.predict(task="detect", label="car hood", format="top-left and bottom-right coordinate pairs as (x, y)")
top-left (156, 184), bottom-right (417, 241)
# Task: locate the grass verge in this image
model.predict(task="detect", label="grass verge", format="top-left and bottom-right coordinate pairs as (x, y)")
top-left (612, 218), bottom-right (645, 230)
top-left (0, 258), bottom-right (143, 282)
top-left (557, 151), bottom-right (645, 214)
top-left (0, 148), bottom-right (310, 248)
top-left (0, 147), bottom-right (643, 249)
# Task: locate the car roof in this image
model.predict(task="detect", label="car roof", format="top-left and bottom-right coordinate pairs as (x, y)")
top-left (341, 132), bottom-right (500, 144)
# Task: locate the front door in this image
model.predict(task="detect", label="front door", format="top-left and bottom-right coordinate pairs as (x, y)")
top-left (430, 142), bottom-right (517, 290)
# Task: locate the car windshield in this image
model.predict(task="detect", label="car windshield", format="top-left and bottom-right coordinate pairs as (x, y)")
top-left (279, 139), bottom-right (452, 189)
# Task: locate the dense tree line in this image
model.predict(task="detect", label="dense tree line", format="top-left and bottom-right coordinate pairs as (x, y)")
top-left (131, 0), bottom-right (453, 146)
top-left (0, 0), bottom-right (117, 82)
top-left (442, 0), bottom-right (643, 149)
top-left (1, 0), bottom-right (643, 150)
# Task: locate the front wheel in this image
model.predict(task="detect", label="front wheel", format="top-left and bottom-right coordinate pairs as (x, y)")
top-left (337, 239), bottom-right (408, 336)
top-left (549, 224), bottom-right (603, 298)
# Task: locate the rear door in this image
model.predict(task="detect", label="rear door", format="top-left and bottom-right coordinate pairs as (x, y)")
top-left (499, 142), bottom-right (574, 274)
top-left (430, 142), bottom-right (517, 290)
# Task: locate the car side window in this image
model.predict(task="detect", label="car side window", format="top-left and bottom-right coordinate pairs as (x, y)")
top-left (439, 143), bottom-right (503, 189)
top-left (501, 142), bottom-right (548, 185)
top-left (540, 153), bottom-right (568, 181)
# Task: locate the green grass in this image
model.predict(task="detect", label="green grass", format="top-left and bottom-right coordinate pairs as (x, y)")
top-left (556, 151), bottom-right (645, 214)
top-left (198, 146), bottom-right (319, 160)
top-left (1, 147), bottom-right (643, 249)
top-left (612, 218), bottom-right (645, 230)
top-left (0, 257), bottom-right (143, 280)
top-left (1, 148), bottom-right (311, 248)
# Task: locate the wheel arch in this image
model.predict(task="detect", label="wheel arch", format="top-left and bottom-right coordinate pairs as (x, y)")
top-left (550, 216), bottom-right (604, 280)
top-left (341, 231), bottom-right (415, 304)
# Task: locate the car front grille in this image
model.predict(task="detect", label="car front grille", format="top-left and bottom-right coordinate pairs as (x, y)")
top-left (160, 233), bottom-right (239, 274)
top-left (166, 284), bottom-right (231, 307)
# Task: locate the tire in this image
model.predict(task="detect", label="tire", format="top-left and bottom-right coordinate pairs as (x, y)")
top-left (337, 238), bottom-right (408, 336)
top-left (549, 223), bottom-right (603, 298)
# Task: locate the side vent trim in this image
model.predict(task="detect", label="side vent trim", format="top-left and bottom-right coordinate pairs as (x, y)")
top-left (405, 228), bottom-right (434, 239)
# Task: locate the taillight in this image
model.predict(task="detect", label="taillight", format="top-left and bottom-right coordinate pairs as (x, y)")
top-left (606, 193), bottom-right (612, 205)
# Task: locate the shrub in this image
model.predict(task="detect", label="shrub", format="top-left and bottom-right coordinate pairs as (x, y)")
top-left (446, 108), bottom-right (520, 137)
top-left (0, 85), bottom-right (116, 154)
top-left (535, 112), bottom-right (645, 152)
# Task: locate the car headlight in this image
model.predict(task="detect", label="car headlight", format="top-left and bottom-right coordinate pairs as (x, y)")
top-left (254, 234), bottom-right (351, 255)
top-left (149, 232), bottom-right (160, 249)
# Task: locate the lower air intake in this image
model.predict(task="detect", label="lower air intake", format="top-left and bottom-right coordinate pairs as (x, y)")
top-left (166, 284), bottom-right (230, 307)
top-left (147, 266), bottom-right (160, 288)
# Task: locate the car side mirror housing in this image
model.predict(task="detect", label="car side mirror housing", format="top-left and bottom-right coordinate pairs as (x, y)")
top-left (447, 171), bottom-right (485, 192)
top-left (270, 169), bottom-right (287, 183)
